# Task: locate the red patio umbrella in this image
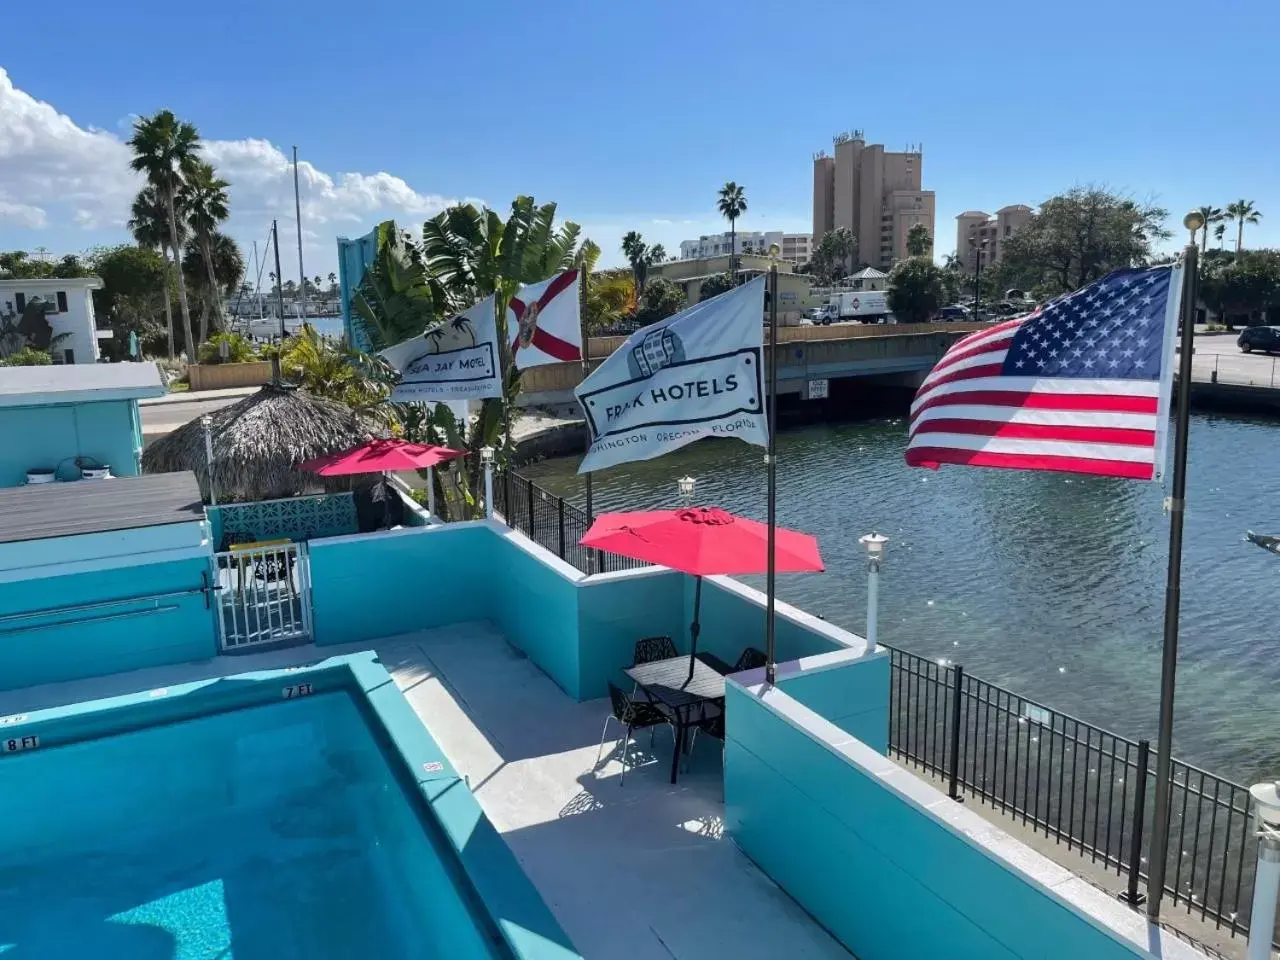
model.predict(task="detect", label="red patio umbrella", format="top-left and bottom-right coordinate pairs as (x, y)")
top-left (580, 507), bottom-right (824, 681)
top-left (298, 438), bottom-right (466, 475)
top-left (298, 439), bottom-right (466, 518)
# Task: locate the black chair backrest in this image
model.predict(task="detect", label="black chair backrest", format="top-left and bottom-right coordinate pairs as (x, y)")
top-left (734, 647), bottom-right (768, 672)
top-left (607, 681), bottom-right (633, 722)
top-left (633, 635), bottom-right (677, 666)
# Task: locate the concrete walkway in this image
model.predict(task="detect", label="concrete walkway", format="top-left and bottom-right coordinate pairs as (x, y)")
top-left (0, 625), bottom-right (854, 960)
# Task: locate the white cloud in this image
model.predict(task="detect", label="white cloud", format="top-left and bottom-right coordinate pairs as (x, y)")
top-left (0, 198), bottom-right (46, 228)
top-left (0, 68), bottom-right (464, 273)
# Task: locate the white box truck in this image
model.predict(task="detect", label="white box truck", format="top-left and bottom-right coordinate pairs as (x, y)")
top-left (822, 291), bottom-right (889, 323)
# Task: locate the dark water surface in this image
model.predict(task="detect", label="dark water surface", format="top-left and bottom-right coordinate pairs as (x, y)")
top-left (524, 413), bottom-right (1280, 785)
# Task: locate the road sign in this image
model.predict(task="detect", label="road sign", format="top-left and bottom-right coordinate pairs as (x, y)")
top-left (807, 378), bottom-right (829, 400)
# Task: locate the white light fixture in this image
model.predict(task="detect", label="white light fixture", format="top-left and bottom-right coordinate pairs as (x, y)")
top-left (768, 242), bottom-right (781, 260)
top-left (479, 446), bottom-right (495, 465)
top-left (480, 446), bottom-right (496, 521)
top-left (677, 475), bottom-right (696, 500)
top-left (858, 532), bottom-right (888, 651)
top-left (859, 532), bottom-right (888, 559)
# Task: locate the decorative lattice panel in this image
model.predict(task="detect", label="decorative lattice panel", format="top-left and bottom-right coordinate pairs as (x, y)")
top-left (208, 493), bottom-right (357, 548)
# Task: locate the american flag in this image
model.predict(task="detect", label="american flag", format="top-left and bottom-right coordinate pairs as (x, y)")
top-left (906, 265), bottom-right (1182, 480)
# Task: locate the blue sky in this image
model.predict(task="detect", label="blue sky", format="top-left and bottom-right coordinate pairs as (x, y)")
top-left (1, 0), bottom-right (1277, 278)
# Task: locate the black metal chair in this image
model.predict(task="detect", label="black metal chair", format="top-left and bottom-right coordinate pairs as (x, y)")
top-left (686, 705), bottom-right (726, 768)
top-left (734, 646), bottom-right (768, 672)
top-left (633, 635), bottom-right (678, 666)
top-left (597, 682), bottom-right (675, 785)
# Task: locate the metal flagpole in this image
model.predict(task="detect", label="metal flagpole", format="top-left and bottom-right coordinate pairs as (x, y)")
top-left (765, 258), bottom-right (780, 685)
top-left (578, 267), bottom-right (598, 574)
top-left (270, 220), bottom-right (287, 385)
top-left (293, 146), bottom-right (307, 327)
top-left (1145, 218), bottom-right (1202, 920)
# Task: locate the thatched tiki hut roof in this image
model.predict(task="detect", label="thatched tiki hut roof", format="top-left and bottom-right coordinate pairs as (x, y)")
top-left (143, 383), bottom-right (373, 502)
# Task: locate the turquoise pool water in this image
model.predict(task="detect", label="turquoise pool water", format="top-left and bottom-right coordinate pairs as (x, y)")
top-left (0, 692), bottom-right (507, 959)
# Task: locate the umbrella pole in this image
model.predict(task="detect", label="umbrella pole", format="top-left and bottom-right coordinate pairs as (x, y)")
top-left (686, 575), bottom-right (702, 686)
top-left (427, 465), bottom-right (436, 517)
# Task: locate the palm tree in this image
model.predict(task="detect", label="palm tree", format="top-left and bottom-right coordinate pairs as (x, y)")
top-left (621, 231), bottom-right (650, 293)
top-left (180, 160), bottom-right (231, 341)
top-left (327, 271), bottom-right (338, 294)
top-left (129, 110), bottom-right (202, 357)
top-left (128, 186), bottom-right (176, 357)
top-left (183, 232), bottom-right (245, 341)
top-left (1195, 205), bottom-right (1224, 254)
top-left (1213, 223), bottom-right (1226, 248)
top-left (905, 223), bottom-right (932, 258)
top-left (1225, 199), bottom-right (1262, 253)
top-left (717, 181), bottom-right (748, 282)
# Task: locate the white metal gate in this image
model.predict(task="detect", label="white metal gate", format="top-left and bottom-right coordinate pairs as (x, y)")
top-left (212, 541), bottom-right (312, 651)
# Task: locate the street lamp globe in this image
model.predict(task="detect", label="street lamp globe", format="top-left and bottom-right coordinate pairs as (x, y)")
top-left (677, 475), bottom-right (696, 500)
top-left (859, 532), bottom-right (888, 558)
top-left (1252, 781), bottom-right (1280, 829)
top-left (1183, 210), bottom-right (1206, 234)
top-left (479, 446), bottom-right (495, 465)
top-left (768, 242), bottom-right (781, 259)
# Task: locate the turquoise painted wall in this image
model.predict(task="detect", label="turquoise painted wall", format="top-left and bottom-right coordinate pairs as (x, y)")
top-left (576, 570), bottom-right (685, 700)
top-left (487, 533), bottom-right (583, 699)
top-left (0, 400), bottom-right (142, 487)
top-left (308, 525), bottom-right (493, 647)
top-left (0, 556), bottom-right (217, 691)
top-left (309, 523), bottom-right (864, 706)
top-left (778, 654), bottom-right (891, 753)
top-left (724, 685), bottom-right (1143, 960)
top-left (686, 577), bottom-right (847, 668)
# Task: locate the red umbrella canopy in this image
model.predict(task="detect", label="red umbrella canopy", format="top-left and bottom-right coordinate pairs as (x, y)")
top-left (298, 439), bottom-right (466, 476)
top-left (580, 507), bottom-right (824, 576)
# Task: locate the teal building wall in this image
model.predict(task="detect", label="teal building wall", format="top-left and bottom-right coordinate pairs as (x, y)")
top-left (0, 399), bottom-right (143, 487)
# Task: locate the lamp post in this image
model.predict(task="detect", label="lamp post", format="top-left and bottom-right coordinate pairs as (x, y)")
top-left (480, 446), bottom-right (495, 520)
top-left (1247, 780), bottom-right (1280, 960)
top-left (970, 237), bottom-right (988, 321)
top-left (201, 414), bottom-right (217, 506)
top-left (858, 533), bottom-right (887, 648)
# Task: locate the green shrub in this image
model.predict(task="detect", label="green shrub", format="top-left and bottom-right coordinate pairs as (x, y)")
top-left (0, 347), bottom-right (52, 366)
top-left (197, 332), bottom-right (258, 365)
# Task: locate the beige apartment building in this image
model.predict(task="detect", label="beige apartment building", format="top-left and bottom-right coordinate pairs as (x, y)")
top-left (812, 131), bottom-right (936, 269)
top-left (955, 205), bottom-right (1034, 272)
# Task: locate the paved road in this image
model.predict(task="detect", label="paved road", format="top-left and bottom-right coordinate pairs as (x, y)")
top-left (1190, 332), bottom-right (1280, 387)
top-left (139, 388), bottom-right (255, 439)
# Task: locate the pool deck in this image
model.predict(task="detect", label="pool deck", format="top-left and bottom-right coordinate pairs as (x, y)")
top-left (0, 623), bottom-right (854, 960)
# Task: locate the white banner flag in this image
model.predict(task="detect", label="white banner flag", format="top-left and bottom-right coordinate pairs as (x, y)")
top-left (381, 295), bottom-right (504, 402)
top-left (509, 269), bottom-right (582, 369)
top-left (575, 276), bottom-right (768, 473)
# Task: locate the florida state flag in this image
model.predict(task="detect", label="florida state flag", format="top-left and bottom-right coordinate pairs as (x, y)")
top-left (508, 269), bottom-right (582, 369)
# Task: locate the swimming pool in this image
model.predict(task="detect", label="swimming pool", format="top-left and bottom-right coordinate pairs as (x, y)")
top-left (0, 655), bottom-right (578, 959)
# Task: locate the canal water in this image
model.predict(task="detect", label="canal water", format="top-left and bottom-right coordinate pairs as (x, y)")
top-left (523, 412), bottom-right (1280, 785)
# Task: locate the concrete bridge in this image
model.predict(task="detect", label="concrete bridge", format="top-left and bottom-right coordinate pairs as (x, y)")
top-left (518, 321), bottom-right (987, 406)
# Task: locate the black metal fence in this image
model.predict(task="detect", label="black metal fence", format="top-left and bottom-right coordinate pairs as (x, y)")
top-left (492, 469), bottom-right (649, 574)
top-left (887, 646), bottom-right (1271, 947)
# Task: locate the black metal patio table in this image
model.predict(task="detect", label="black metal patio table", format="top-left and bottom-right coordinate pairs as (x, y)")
top-left (624, 654), bottom-right (727, 785)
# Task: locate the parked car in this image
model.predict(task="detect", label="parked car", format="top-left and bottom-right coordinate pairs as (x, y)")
top-left (1237, 326), bottom-right (1280, 354)
top-left (938, 306), bottom-right (970, 322)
